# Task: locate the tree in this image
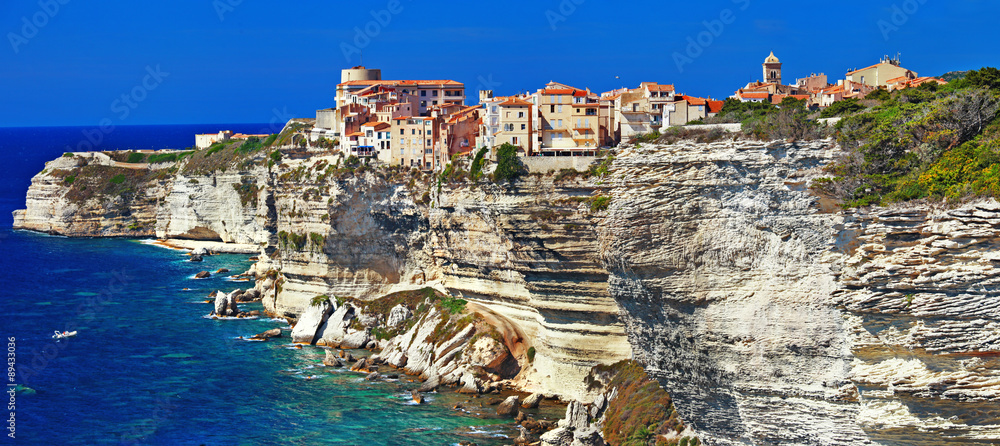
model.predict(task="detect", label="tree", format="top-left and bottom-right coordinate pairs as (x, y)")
top-left (493, 143), bottom-right (524, 184)
top-left (966, 67), bottom-right (1000, 91)
top-left (819, 98), bottom-right (865, 118)
top-left (469, 146), bottom-right (489, 181)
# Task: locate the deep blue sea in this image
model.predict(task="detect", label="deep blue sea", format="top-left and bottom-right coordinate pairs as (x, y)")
top-left (0, 125), bottom-right (526, 445)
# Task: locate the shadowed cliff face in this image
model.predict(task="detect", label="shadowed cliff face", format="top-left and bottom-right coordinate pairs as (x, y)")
top-left (598, 139), bottom-right (865, 445)
top-left (600, 140), bottom-right (1000, 446)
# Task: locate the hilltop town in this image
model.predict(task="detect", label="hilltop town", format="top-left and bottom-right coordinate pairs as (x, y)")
top-left (196, 52), bottom-right (946, 172)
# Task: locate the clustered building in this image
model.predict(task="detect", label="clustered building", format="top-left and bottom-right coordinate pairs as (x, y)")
top-left (199, 53), bottom-right (946, 171)
top-left (307, 67), bottom-right (724, 170)
top-left (732, 52), bottom-right (947, 107)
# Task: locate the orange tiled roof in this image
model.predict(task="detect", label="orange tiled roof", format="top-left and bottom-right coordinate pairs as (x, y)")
top-left (820, 86), bottom-right (844, 95)
top-left (739, 92), bottom-right (770, 99)
top-left (682, 95), bottom-right (707, 105)
top-left (499, 98), bottom-right (532, 107)
top-left (707, 100), bottom-right (724, 114)
top-left (361, 122), bottom-right (391, 130)
top-left (541, 88), bottom-right (577, 95)
top-left (645, 84), bottom-right (675, 92)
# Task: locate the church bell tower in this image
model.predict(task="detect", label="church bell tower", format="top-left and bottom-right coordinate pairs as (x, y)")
top-left (763, 51), bottom-right (782, 85)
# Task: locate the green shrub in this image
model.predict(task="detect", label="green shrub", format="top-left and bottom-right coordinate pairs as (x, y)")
top-left (470, 146), bottom-right (489, 180)
top-left (310, 295), bottom-right (329, 307)
top-left (126, 152), bottom-right (146, 163)
top-left (527, 346), bottom-right (536, 362)
top-left (269, 150), bottom-right (282, 164)
top-left (309, 232), bottom-right (325, 247)
top-left (109, 174), bottom-right (126, 184)
top-left (62, 152), bottom-right (74, 158)
top-left (589, 195), bottom-right (611, 212)
top-left (439, 296), bottom-right (467, 315)
top-left (64, 176), bottom-right (76, 184)
top-left (493, 143), bottom-right (524, 184)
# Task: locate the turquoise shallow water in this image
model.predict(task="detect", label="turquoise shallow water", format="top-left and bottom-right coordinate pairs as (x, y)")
top-left (1, 229), bottom-right (529, 445)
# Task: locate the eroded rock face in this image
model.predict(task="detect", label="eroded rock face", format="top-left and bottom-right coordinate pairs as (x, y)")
top-left (255, 155), bottom-right (633, 400)
top-left (600, 140), bottom-right (1000, 445)
top-left (838, 203), bottom-right (1000, 444)
top-left (599, 140), bottom-right (856, 445)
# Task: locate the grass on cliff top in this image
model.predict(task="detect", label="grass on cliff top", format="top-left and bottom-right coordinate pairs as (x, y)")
top-left (182, 136), bottom-right (273, 175)
top-left (53, 164), bottom-right (174, 214)
top-left (812, 68), bottom-right (1000, 208)
top-left (588, 360), bottom-right (694, 446)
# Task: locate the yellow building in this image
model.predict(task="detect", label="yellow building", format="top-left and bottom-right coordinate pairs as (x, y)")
top-left (494, 98), bottom-right (533, 155)
top-left (846, 56), bottom-right (917, 88)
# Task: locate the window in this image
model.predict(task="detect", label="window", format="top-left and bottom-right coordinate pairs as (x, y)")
top-left (521, 124), bottom-right (526, 130)
top-left (558, 105), bottom-right (563, 113)
top-left (366, 130), bottom-right (373, 137)
top-left (420, 101), bottom-right (427, 107)
top-left (421, 90), bottom-right (427, 97)
top-left (512, 137), bottom-right (519, 144)
top-left (550, 105), bottom-right (555, 113)
top-left (584, 118), bottom-right (590, 127)
top-left (557, 119), bottom-right (563, 128)
top-left (426, 139), bottom-right (431, 145)
top-left (506, 112), bottom-right (510, 118)
top-left (518, 111), bottom-right (525, 118)
top-left (432, 90), bottom-right (438, 97)
top-left (433, 101), bottom-right (438, 105)
top-left (400, 129), bottom-right (405, 135)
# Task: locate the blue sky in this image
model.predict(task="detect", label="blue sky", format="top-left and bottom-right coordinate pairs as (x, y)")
top-left (1, 0), bottom-right (997, 127)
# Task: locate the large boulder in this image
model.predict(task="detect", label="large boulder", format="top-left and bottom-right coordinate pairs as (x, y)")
top-left (291, 300), bottom-right (334, 344)
top-left (497, 395), bottom-right (520, 417)
top-left (340, 329), bottom-right (372, 349)
top-left (356, 312), bottom-right (379, 327)
top-left (387, 304), bottom-right (412, 328)
top-left (522, 392), bottom-right (544, 409)
top-left (571, 427), bottom-right (606, 446)
top-left (191, 247), bottom-right (209, 257)
top-left (252, 328), bottom-right (282, 340)
top-left (540, 427), bottom-right (573, 446)
top-left (212, 290), bottom-right (239, 316)
top-left (323, 350), bottom-right (343, 367)
top-left (457, 371), bottom-right (480, 394)
top-left (317, 304), bottom-right (356, 346)
top-left (195, 271), bottom-right (211, 279)
top-left (241, 289), bottom-right (261, 302)
top-left (559, 401), bottom-right (590, 430)
top-left (465, 334), bottom-right (520, 378)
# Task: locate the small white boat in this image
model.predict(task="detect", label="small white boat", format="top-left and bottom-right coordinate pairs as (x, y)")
top-left (52, 330), bottom-right (77, 339)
